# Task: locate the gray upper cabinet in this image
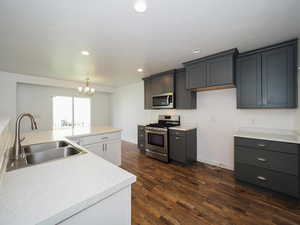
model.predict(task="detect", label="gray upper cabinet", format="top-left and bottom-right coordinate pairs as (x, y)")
top-left (184, 49), bottom-right (238, 91)
top-left (150, 70), bottom-right (175, 96)
top-left (262, 45), bottom-right (297, 108)
top-left (143, 69), bottom-right (196, 110)
top-left (237, 39), bottom-right (298, 109)
top-left (236, 54), bottom-right (262, 108)
top-left (144, 78), bottom-right (152, 109)
top-left (175, 68), bottom-right (196, 109)
top-left (206, 54), bottom-right (235, 87)
top-left (186, 62), bottom-right (206, 89)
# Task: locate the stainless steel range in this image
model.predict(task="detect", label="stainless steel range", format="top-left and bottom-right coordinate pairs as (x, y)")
top-left (145, 115), bottom-right (180, 162)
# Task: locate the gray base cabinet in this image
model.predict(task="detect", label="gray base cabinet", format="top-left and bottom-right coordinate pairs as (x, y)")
top-left (169, 129), bottom-right (197, 164)
top-left (236, 39), bottom-right (298, 109)
top-left (137, 125), bottom-right (145, 151)
top-left (234, 137), bottom-right (300, 198)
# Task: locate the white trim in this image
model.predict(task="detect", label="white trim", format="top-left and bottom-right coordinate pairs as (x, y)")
top-left (197, 157), bottom-right (234, 171)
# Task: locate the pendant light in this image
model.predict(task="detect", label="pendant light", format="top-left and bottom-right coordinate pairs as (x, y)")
top-left (78, 78), bottom-right (95, 96)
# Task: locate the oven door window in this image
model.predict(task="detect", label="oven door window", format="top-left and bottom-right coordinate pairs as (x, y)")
top-left (153, 96), bottom-right (168, 107)
top-left (148, 133), bottom-right (164, 147)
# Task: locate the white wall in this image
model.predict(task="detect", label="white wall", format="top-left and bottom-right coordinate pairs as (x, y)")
top-left (111, 82), bottom-right (152, 143)
top-left (17, 83), bottom-right (111, 131)
top-left (0, 70), bottom-right (114, 128)
top-left (111, 81), bottom-right (299, 170)
top-left (0, 73), bottom-right (17, 119)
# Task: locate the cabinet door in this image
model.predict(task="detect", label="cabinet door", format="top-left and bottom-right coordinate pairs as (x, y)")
top-left (144, 79), bottom-right (152, 109)
top-left (262, 45), bottom-right (297, 108)
top-left (104, 140), bottom-right (121, 166)
top-left (206, 55), bottom-right (234, 87)
top-left (169, 133), bottom-right (186, 163)
top-left (186, 62), bottom-right (207, 89)
top-left (175, 69), bottom-right (197, 109)
top-left (84, 143), bottom-right (104, 158)
top-left (151, 73), bottom-right (174, 95)
top-left (236, 54), bottom-right (262, 108)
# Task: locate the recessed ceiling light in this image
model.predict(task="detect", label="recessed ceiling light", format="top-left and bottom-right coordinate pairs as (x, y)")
top-left (137, 68), bottom-right (143, 72)
top-left (134, 0), bottom-right (147, 13)
top-left (81, 51), bottom-right (90, 56)
top-left (193, 49), bottom-right (200, 54)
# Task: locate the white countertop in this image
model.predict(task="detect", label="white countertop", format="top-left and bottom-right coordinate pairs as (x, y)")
top-left (169, 126), bottom-right (197, 131)
top-left (234, 127), bottom-right (300, 144)
top-left (22, 126), bottom-right (122, 146)
top-left (0, 126), bottom-right (136, 225)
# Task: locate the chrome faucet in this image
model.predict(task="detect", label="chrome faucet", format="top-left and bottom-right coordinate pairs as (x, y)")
top-left (13, 113), bottom-right (38, 160)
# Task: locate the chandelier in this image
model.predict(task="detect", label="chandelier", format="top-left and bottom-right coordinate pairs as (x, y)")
top-left (78, 78), bottom-right (95, 96)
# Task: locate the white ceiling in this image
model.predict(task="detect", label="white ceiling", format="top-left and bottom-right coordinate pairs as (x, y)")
top-left (0, 0), bottom-right (299, 87)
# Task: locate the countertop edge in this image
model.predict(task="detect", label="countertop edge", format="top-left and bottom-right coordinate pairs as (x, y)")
top-left (169, 126), bottom-right (197, 131)
top-left (234, 134), bottom-right (300, 144)
top-left (39, 176), bottom-right (136, 225)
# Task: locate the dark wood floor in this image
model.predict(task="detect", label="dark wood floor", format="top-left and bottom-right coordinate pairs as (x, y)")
top-left (120, 141), bottom-right (300, 225)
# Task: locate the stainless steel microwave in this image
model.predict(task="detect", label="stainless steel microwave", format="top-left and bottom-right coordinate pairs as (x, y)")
top-left (152, 93), bottom-right (174, 109)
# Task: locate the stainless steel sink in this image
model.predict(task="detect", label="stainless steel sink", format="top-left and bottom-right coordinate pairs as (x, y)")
top-left (6, 140), bottom-right (86, 171)
top-left (23, 141), bottom-right (69, 154)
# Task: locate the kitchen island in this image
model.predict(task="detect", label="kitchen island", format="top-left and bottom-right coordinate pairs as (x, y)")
top-left (0, 125), bottom-right (136, 225)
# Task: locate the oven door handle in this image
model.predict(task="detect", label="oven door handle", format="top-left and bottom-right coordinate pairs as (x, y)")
top-left (145, 130), bottom-right (167, 135)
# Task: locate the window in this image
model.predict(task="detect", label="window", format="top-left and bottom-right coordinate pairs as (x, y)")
top-left (53, 96), bottom-right (91, 129)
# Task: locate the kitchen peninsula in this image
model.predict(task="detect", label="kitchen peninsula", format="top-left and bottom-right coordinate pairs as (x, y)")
top-left (0, 122), bottom-right (136, 225)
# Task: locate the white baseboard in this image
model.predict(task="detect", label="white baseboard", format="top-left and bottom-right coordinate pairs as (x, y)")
top-left (122, 137), bottom-right (137, 144)
top-left (197, 157), bottom-right (234, 171)
top-left (121, 139), bottom-right (234, 171)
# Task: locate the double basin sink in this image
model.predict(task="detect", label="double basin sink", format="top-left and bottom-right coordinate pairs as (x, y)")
top-left (7, 140), bottom-right (86, 171)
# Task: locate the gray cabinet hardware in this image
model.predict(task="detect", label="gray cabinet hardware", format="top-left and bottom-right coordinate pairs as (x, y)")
top-left (256, 176), bottom-right (267, 181)
top-left (257, 144), bottom-right (266, 147)
top-left (257, 157), bottom-right (267, 162)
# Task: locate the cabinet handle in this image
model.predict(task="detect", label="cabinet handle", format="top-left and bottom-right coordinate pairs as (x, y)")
top-left (102, 137), bottom-right (108, 140)
top-left (256, 176), bottom-right (267, 181)
top-left (257, 157), bottom-right (267, 162)
top-left (257, 144), bottom-right (266, 147)
top-left (105, 144), bottom-right (107, 151)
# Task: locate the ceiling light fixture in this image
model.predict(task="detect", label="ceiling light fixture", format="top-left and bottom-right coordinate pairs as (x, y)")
top-left (78, 78), bottom-right (95, 96)
top-left (137, 68), bottom-right (144, 72)
top-left (81, 51), bottom-right (90, 56)
top-left (134, 0), bottom-right (147, 13)
top-left (193, 49), bottom-right (200, 54)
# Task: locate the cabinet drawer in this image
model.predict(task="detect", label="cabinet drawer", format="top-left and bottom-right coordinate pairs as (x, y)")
top-left (81, 132), bottom-right (121, 146)
top-left (235, 163), bottom-right (299, 197)
top-left (235, 147), bottom-right (298, 175)
top-left (169, 129), bottom-right (186, 137)
top-left (235, 137), bottom-right (298, 154)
